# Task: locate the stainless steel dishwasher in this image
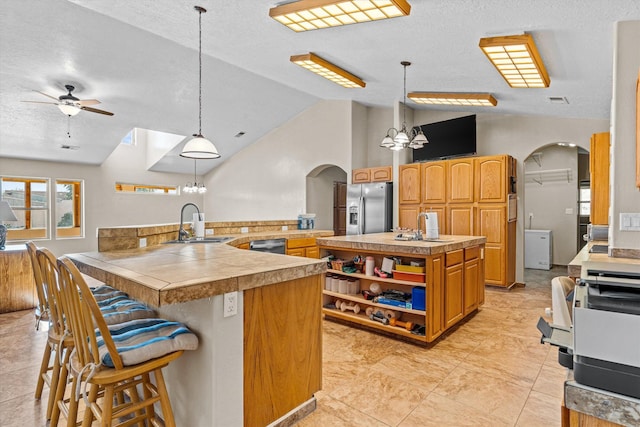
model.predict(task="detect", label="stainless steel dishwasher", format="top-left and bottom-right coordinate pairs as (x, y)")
top-left (249, 238), bottom-right (286, 254)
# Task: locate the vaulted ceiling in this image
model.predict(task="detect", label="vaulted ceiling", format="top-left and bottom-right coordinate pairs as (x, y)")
top-left (1, 0), bottom-right (638, 174)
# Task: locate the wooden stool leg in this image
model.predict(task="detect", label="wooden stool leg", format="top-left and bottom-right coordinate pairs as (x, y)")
top-left (142, 373), bottom-right (155, 423)
top-left (35, 341), bottom-right (52, 399)
top-left (101, 385), bottom-right (114, 427)
top-left (46, 344), bottom-right (64, 419)
top-left (154, 368), bottom-right (175, 427)
top-left (81, 383), bottom-right (99, 427)
top-left (49, 356), bottom-right (68, 427)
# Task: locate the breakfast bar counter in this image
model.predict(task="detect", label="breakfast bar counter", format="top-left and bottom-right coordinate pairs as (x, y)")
top-left (66, 232), bottom-right (329, 427)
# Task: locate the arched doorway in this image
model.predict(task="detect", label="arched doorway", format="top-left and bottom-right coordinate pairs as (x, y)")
top-left (306, 165), bottom-right (347, 234)
top-left (522, 143), bottom-right (589, 269)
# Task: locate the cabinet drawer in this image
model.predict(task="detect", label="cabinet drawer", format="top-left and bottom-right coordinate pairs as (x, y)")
top-left (445, 249), bottom-right (463, 267)
top-left (287, 237), bottom-right (316, 249)
top-left (286, 248), bottom-right (305, 257)
top-left (464, 246), bottom-right (479, 261)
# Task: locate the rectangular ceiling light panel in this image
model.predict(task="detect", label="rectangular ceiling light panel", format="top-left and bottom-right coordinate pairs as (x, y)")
top-left (479, 34), bottom-right (550, 88)
top-left (408, 92), bottom-right (497, 107)
top-left (270, 0), bottom-right (411, 32)
top-left (290, 53), bottom-right (365, 88)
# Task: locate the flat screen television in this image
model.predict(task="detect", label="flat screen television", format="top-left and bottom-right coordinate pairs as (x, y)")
top-left (412, 115), bottom-right (477, 162)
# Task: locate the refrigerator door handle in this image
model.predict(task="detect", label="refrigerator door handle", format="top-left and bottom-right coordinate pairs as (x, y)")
top-left (359, 196), bottom-right (365, 235)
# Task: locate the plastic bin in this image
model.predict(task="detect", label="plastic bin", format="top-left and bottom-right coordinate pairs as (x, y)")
top-left (412, 287), bottom-right (426, 311)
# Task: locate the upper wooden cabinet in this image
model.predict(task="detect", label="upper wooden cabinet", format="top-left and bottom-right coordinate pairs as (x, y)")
top-left (352, 166), bottom-right (392, 183)
top-left (475, 155), bottom-right (508, 203)
top-left (421, 161), bottom-right (446, 204)
top-left (590, 132), bottom-right (610, 225)
top-left (448, 158), bottom-right (474, 203)
top-left (399, 164), bottom-right (421, 204)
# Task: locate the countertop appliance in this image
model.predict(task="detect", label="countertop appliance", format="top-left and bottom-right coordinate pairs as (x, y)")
top-left (249, 238), bottom-right (285, 254)
top-left (346, 182), bottom-right (392, 235)
top-left (524, 229), bottom-right (552, 270)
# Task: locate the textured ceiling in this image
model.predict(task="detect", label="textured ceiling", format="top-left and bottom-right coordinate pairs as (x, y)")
top-left (1, 0), bottom-right (638, 174)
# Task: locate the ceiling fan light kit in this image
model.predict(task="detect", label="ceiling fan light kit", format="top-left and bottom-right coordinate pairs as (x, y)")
top-left (22, 84), bottom-right (114, 116)
top-left (180, 5), bottom-right (220, 160)
top-left (290, 53), bottom-right (365, 88)
top-left (479, 33), bottom-right (550, 88)
top-left (270, 0), bottom-right (411, 32)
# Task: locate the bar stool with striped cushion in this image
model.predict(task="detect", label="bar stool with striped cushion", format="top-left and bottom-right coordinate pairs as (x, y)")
top-left (56, 256), bottom-right (198, 427)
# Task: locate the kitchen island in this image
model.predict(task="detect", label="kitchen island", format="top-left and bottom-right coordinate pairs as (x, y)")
top-left (67, 230), bottom-right (330, 427)
top-left (317, 233), bottom-right (487, 343)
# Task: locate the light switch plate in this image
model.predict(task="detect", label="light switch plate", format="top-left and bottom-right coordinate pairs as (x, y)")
top-left (619, 213), bottom-right (640, 231)
top-left (565, 208), bottom-right (573, 215)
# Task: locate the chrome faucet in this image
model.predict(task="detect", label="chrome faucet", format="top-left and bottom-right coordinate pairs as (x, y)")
top-left (179, 203), bottom-right (200, 242)
top-left (415, 212), bottom-right (429, 240)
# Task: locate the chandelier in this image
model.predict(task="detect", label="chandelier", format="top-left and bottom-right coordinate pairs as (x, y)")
top-left (380, 61), bottom-right (428, 151)
top-left (180, 6), bottom-right (221, 160)
top-left (183, 159), bottom-right (207, 194)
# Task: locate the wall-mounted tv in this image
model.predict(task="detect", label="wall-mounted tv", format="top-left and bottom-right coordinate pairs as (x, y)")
top-left (412, 115), bottom-right (477, 162)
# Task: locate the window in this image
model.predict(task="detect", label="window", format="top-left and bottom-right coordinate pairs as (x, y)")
top-left (56, 180), bottom-right (83, 238)
top-left (115, 182), bottom-right (178, 194)
top-left (1, 176), bottom-right (49, 240)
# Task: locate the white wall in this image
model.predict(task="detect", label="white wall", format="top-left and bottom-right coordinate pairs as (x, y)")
top-left (306, 166), bottom-right (347, 231)
top-left (203, 100), bottom-right (353, 221)
top-left (365, 107), bottom-right (394, 168)
top-left (523, 145), bottom-right (579, 264)
top-left (0, 135), bottom-right (202, 255)
top-left (610, 20), bottom-right (640, 251)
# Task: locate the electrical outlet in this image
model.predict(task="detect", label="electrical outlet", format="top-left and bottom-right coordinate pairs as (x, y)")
top-left (241, 227), bottom-right (249, 233)
top-left (223, 292), bottom-right (238, 317)
top-left (139, 238), bottom-right (147, 248)
top-left (565, 208), bottom-right (573, 215)
top-left (206, 228), bottom-right (214, 235)
top-left (282, 225), bottom-right (288, 231)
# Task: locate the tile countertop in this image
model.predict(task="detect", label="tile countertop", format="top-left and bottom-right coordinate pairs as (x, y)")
top-left (316, 233), bottom-right (487, 256)
top-left (67, 230), bottom-right (333, 308)
top-left (567, 241), bottom-right (640, 277)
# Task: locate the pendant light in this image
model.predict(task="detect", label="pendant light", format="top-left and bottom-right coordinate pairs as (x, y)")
top-left (183, 159), bottom-right (207, 194)
top-left (181, 6), bottom-right (221, 160)
top-left (380, 61), bottom-right (428, 151)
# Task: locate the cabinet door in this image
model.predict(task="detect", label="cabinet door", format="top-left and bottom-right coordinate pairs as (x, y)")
top-left (477, 245), bottom-right (485, 306)
top-left (371, 166), bottom-right (392, 182)
top-left (286, 248), bottom-right (305, 257)
top-left (421, 161), bottom-right (446, 204)
top-left (352, 168), bottom-right (371, 183)
top-left (464, 257), bottom-right (479, 315)
top-left (444, 263), bottom-right (464, 328)
top-left (475, 155), bottom-right (507, 203)
top-left (427, 255), bottom-right (444, 341)
top-left (477, 206), bottom-right (506, 285)
top-left (590, 132), bottom-right (610, 225)
top-left (305, 246), bottom-right (320, 259)
top-left (421, 205), bottom-right (446, 236)
top-left (399, 205), bottom-right (420, 230)
top-left (447, 205), bottom-right (474, 235)
top-left (448, 158), bottom-right (474, 203)
top-left (399, 164), bottom-right (421, 204)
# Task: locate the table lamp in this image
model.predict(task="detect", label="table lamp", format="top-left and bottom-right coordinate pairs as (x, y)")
top-left (0, 200), bottom-right (18, 250)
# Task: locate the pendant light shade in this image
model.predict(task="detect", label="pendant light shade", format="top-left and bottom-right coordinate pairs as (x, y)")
top-left (181, 6), bottom-right (221, 160)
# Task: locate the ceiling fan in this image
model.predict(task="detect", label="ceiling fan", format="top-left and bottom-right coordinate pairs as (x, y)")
top-left (22, 84), bottom-right (114, 116)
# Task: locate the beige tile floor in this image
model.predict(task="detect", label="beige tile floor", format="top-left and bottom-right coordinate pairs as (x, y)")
top-left (0, 267), bottom-right (567, 426)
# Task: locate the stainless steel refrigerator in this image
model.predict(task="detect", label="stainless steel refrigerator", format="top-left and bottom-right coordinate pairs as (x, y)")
top-left (346, 182), bottom-right (393, 235)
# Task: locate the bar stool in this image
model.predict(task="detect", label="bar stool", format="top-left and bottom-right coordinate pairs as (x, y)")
top-left (26, 241), bottom-right (49, 329)
top-left (56, 256), bottom-right (198, 427)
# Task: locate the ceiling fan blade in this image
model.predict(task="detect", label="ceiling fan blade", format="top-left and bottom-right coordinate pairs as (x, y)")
top-left (21, 100), bottom-right (59, 105)
top-left (81, 106), bottom-right (114, 116)
top-left (78, 99), bottom-right (101, 106)
top-left (33, 90), bottom-right (60, 101)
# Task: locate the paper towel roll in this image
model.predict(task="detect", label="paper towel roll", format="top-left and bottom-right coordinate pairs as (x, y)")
top-left (193, 213), bottom-right (205, 238)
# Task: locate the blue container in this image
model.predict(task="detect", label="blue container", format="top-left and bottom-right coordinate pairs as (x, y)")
top-left (412, 287), bottom-right (426, 311)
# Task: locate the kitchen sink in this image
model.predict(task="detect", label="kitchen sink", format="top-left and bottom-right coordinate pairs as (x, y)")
top-left (163, 236), bottom-right (234, 244)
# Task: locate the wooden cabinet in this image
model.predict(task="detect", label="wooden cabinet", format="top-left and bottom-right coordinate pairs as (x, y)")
top-left (237, 242), bottom-right (250, 250)
top-left (447, 204), bottom-right (474, 235)
top-left (590, 132), bottom-right (610, 225)
top-left (444, 250), bottom-right (464, 328)
top-left (475, 155), bottom-right (508, 203)
top-left (286, 238), bottom-right (319, 258)
top-left (0, 245), bottom-right (36, 313)
top-left (317, 241), bottom-right (484, 344)
top-left (421, 161), bottom-right (446, 204)
top-left (476, 205), bottom-right (514, 286)
top-left (463, 247), bottom-right (480, 315)
top-left (399, 204), bottom-right (420, 230)
top-left (352, 166), bottom-right (392, 183)
top-left (448, 158), bottom-right (474, 203)
top-left (399, 164), bottom-right (421, 204)
top-left (421, 206), bottom-right (446, 236)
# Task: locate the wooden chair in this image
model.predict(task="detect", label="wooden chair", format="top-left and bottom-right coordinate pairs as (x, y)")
top-left (25, 241), bottom-right (49, 329)
top-left (56, 256), bottom-right (198, 427)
